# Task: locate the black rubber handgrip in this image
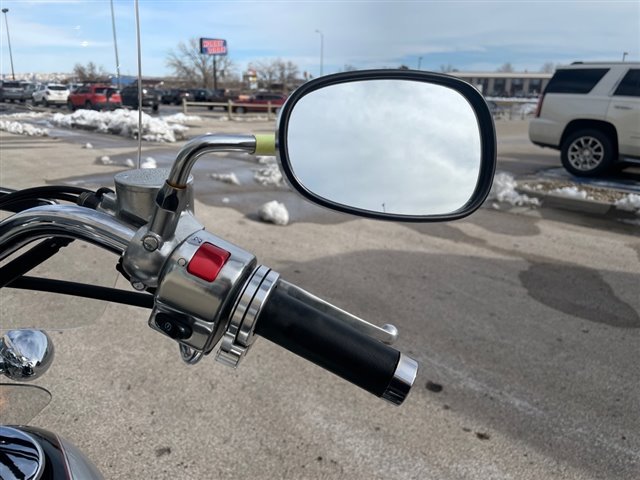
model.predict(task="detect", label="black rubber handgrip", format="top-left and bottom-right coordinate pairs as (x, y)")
top-left (254, 283), bottom-right (401, 398)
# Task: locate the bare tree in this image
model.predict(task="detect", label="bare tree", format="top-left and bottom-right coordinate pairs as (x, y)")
top-left (540, 62), bottom-right (556, 73)
top-left (250, 60), bottom-right (279, 89)
top-left (72, 62), bottom-right (108, 82)
top-left (166, 38), bottom-right (236, 88)
top-left (497, 62), bottom-right (515, 73)
top-left (440, 64), bottom-right (457, 73)
top-left (250, 58), bottom-right (300, 90)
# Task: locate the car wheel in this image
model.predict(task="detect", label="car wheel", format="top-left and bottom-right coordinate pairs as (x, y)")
top-left (152, 104), bottom-right (159, 112)
top-left (561, 129), bottom-right (615, 177)
top-left (84, 101), bottom-right (92, 110)
top-left (235, 106), bottom-right (246, 114)
top-left (67, 100), bottom-right (75, 111)
top-left (43, 99), bottom-right (49, 108)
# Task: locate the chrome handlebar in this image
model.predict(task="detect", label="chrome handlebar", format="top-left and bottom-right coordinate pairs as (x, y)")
top-left (0, 205), bottom-right (136, 262)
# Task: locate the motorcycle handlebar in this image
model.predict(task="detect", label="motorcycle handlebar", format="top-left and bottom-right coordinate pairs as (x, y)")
top-left (254, 280), bottom-right (418, 405)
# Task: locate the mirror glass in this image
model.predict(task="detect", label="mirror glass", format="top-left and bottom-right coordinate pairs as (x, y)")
top-left (285, 79), bottom-right (483, 216)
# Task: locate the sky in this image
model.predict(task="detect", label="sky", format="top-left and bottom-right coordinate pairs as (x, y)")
top-left (0, 0), bottom-right (638, 79)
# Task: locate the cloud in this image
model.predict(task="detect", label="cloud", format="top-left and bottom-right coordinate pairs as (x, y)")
top-left (1, 1), bottom-right (637, 76)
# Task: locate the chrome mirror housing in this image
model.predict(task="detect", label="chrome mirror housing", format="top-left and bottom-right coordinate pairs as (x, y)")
top-left (276, 70), bottom-right (497, 222)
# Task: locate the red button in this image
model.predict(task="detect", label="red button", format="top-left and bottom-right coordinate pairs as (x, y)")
top-left (187, 242), bottom-right (230, 282)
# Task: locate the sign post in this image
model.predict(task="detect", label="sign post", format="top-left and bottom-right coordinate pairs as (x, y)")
top-left (200, 38), bottom-right (227, 91)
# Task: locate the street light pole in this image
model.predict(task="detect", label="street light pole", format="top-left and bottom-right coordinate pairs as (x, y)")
top-left (2, 8), bottom-right (16, 80)
top-left (417, 56), bottom-right (423, 70)
top-left (622, 52), bottom-right (629, 62)
top-left (109, 0), bottom-right (121, 90)
top-left (315, 29), bottom-right (324, 77)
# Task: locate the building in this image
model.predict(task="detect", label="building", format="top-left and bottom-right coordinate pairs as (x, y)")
top-left (450, 71), bottom-right (552, 97)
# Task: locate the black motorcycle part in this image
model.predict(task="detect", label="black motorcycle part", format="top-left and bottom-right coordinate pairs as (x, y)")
top-left (255, 284), bottom-right (401, 398)
top-left (7, 276), bottom-right (154, 309)
top-left (0, 237), bottom-right (73, 288)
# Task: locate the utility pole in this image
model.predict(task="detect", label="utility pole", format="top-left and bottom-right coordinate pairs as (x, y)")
top-left (315, 29), bottom-right (324, 77)
top-left (110, 0), bottom-right (121, 89)
top-left (2, 8), bottom-right (16, 80)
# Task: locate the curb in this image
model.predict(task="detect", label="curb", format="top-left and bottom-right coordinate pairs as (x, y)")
top-left (515, 186), bottom-right (639, 222)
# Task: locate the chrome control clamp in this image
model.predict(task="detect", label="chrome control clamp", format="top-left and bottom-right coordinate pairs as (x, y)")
top-left (216, 266), bottom-right (280, 367)
top-left (148, 231), bottom-right (257, 359)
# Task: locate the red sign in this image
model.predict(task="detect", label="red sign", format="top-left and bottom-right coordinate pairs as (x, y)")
top-left (200, 38), bottom-right (227, 56)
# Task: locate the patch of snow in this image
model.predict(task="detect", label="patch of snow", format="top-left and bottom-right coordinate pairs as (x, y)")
top-left (211, 172), bottom-right (240, 185)
top-left (254, 163), bottom-right (284, 187)
top-left (99, 155), bottom-right (112, 165)
top-left (615, 194), bottom-right (640, 215)
top-left (549, 186), bottom-right (591, 200)
top-left (125, 158), bottom-right (135, 168)
top-left (256, 156), bottom-right (277, 165)
top-left (487, 172), bottom-right (540, 207)
top-left (83, 142), bottom-right (93, 149)
top-left (4, 112), bottom-right (49, 120)
top-left (49, 109), bottom-right (189, 142)
top-left (161, 113), bottom-right (202, 124)
top-left (258, 201), bottom-right (289, 225)
top-left (141, 157), bottom-right (157, 169)
top-left (0, 120), bottom-right (49, 136)
top-left (222, 197), bottom-right (230, 204)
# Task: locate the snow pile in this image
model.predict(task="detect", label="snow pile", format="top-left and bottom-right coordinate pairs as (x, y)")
top-left (517, 103), bottom-right (537, 116)
top-left (549, 186), bottom-right (592, 200)
top-left (161, 113), bottom-right (202, 124)
top-left (254, 163), bottom-right (284, 187)
top-left (615, 194), bottom-right (640, 215)
top-left (83, 142), bottom-right (93, 149)
top-left (50, 109), bottom-right (189, 142)
top-left (256, 156), bottom-right (277, 164)
top-left (258, 201), bottom-right (289, 225)
top-left (141, 157), bottom-right (157, 169)
top-left (98, 155), bottom-right (112, 165)
top-left (487, 172), bottom-right (540, 207)
top-left (4, 112), bottom-right (49, 120)
top-left (211, 172), bottom-right (240, 185)
top-left (0, 120), bottom-right (49, 136)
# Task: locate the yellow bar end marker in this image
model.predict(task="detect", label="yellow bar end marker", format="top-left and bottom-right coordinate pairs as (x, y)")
top-left (254, 133), bottom-right (276, 156)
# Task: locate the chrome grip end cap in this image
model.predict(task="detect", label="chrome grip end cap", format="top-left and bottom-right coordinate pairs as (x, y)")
top-left (382, 354), bottom-right (419, 406)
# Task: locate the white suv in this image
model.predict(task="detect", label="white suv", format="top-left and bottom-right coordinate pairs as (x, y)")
top-left (529, 62), bottom-right (640, 177)
top-left (32, 83), bottom-right (70, 107)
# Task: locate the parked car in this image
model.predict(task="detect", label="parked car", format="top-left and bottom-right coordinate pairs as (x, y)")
top-left (206, 88), bottom-right (232, 110)
top-left (233, 92), bottom-right (287, 113)
top-left (32, 83), bottom-right (70, 107)
top-left (67, 84), bottom-right (122, 111)
top-left (162, 89), bottom-right (191, 105)
top-left (529, 61), bottom-right (640, 176)
top-left (20, 82), bottom-right (37, 102)
top-left (120, 85), bottom-right (160, 111)
top-left (189, 89), bottom-right (209, 102)
top-left (0, 81), bottom-right (25, 102)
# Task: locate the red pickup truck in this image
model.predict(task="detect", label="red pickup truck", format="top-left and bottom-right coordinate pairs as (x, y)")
top-left (233, 92), bottom-right (286, 113)
top-left (68, 84), bottom-right (122, 111)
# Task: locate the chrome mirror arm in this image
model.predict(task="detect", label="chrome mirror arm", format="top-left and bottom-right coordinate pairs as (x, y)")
top-left (120, 135), bottom-right (265, 288)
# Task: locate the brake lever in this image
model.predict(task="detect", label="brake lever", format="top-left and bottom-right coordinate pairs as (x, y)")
top-left (277, 280), bottom-right (399, 345)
